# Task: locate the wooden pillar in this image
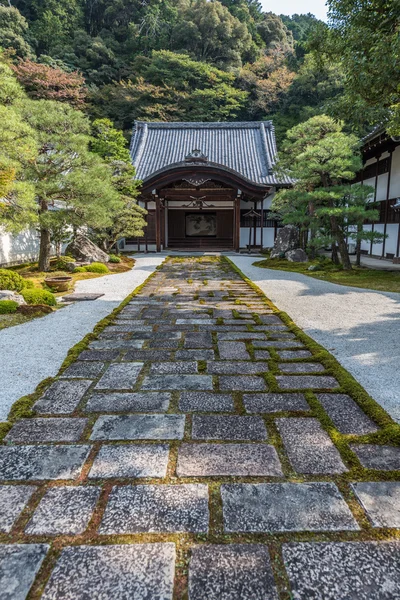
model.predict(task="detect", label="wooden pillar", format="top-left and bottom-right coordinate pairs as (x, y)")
top-left (144, 200), bottom-right (148, 253)
top-left (155, 195), bottom-right (161, 253)
top-left (253, 201), bottom-right (257, 249)
top-left (260, 197), bottom-right (264, 250)
top-left (382, 152), bottom-right (392, 258)
top-left (370, 155), bottom-right (380, 256)
top-left (235, 195), bottom-right (241, 252)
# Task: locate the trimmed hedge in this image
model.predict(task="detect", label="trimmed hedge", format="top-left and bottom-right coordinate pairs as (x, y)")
top-left (21, 288), bottom-right (57, 306)
top-left (108, 254), bottom-right (121, 263)
top-left (0, 300), bottom-right (18, 314)
top-left (74, 262), bottom-right (109, 274)
top-left (0, 269), bottom-right (26, 292)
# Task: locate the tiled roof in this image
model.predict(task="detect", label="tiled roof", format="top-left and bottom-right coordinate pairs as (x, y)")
top-left (130, 121), bottom-right (291, 186)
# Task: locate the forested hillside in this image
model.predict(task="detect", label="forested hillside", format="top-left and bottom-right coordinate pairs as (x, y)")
top-left (0, 0), bottom-right (345, 139)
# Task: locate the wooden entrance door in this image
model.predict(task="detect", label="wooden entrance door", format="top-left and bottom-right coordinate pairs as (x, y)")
top-left (167, 210), bottom-right (233, 249)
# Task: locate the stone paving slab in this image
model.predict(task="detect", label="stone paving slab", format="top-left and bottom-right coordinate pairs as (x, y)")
top-left (6, 418), bottom-right (88, 443)
top-left (177, 443), bottom-right (283, 476)
top-left (278, 350), bottom-right (313, 359)
top-left (0, 445), bottom-right (91, 480)
top-left (179, 392), bottom-right (234, 412)
top-left (253, 350), bottom-right (271, 360)
top-left (277, 418), bottom-right (347, 474)
top-left (218, 341), bottom-right (250, 360)
top-left (0, 543), bottom-right (49, 600)
top-left (78, 349), bottom-right (121, 361)
top-left (282, 542), bottom-right (400, 600)
top-left (0, 485), bottom-right (37, 533)
top-left (175, 349), bottom-right (215, 360)
top-left (244, 393), bottom-right (310, 413)
top-left (90, 339), bottom-right (145, 350)
top-left (352, 482), bottom-right (400, 528)
top-left (207, 361), bottom-right (268, 375)
top-left (33, 380), bottom-right (92, 414)
top-left (350, 444), bottom-right (400, 470)
top-left (317, 393), bottom-right (379, 435)
top-left (184, 332), bottom-right (213, 348)
top-left (89, 444), bottom-right (170, 479)
top-left (219, 376), bottom-right (267, 391)
top-left (217, 333), bottom-right (266, 341)
top-left (41, 544), bottom-right (176, 600)
top-left (91, 414), bottom-right (185, 440)
top-left (123, 349), bottom-right (174, 361)
top-left (85, 392), bottom-right (171, 413)
top-left (278, 362), bottom-right (325, 373)
top-left (99, 485), bottom-right (209, 533)
top-left (149, 361), bottom-right (198, 374)
top-left (253, 341), bottom-right (305, 349)
top-left (95, 363), bottom-right (144, 390)
top-left (192, 415), bottom-right (268, 441)
top-left (276, 375), bottom-right (340, 389)
top-left (25, 486), bottom-right (100, 535)
top-left (60, 362), bottom-right (105, 379)
top-left (142, 375), bottom-right (213, 391)
top-left (189, 545), bottom-right (278, 600)
top-left (221, 483), bottom-right (359, 532)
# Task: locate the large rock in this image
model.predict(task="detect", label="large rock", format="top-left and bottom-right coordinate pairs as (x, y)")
top-left (0, 290), bottom-right (26, 305)
top-left (285, 249), bottom-right (308, 263)
top-left (65, 235), bottom-right (109, 264)
top-left (270, 225), bottom-right (299, 259)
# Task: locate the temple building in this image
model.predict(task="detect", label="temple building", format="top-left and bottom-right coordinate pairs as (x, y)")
top-left (122, 121), bottom-right (291, 252)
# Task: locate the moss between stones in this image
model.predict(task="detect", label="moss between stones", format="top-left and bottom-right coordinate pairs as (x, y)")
top-left (0, 267), bottom-right (162, 441)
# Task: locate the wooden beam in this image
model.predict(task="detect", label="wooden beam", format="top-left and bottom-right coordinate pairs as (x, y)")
top-left (382, 151), bottom-right (392, 258)
top-left (235, 196), bottom-right (241, 252)
top-left (155, 195), bottom-right (161, 252)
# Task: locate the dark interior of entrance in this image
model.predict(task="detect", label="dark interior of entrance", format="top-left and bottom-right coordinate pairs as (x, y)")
top-left (168, 210), bottom-right (233, 249)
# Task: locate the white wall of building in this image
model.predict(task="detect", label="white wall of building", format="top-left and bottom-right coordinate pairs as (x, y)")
top-left (0, 228), bottom-right (41, 266)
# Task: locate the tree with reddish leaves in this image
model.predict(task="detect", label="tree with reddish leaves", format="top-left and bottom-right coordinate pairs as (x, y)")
top-left (11, 59), bottom-right (86, 107)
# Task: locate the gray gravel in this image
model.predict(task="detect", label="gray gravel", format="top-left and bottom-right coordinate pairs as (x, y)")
top-left (0, 256), bottom-right (164, 421)
top-left (231, 257), bottom-right (400, 422)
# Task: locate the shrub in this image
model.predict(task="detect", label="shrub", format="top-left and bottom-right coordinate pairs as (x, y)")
top-left (54, 256), bottom-right (75, 270)
top-left (0, 269), bottom-right (26, 292)
top-left (23, 279), bottom-right (35, 289)
top-left (108, 254), bottom-right (121, 263)
top-left (84, 262), bottom-right (109, 273)
top-left (21, 288), bottom-right (57, 306)
top-left (73, 266), bottom-right (86, 273)
top-left (0, 300), bottom-right (18, 314)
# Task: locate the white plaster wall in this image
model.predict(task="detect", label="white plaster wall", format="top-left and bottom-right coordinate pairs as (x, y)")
top-left (240, 227), bottom-right (275, 249)
top-left (0, 228), bottom-right (41, 266)
top-left (371, 224), bottom-right (385, 255)
top-left (376, 172), bottom-right (389, 201)
top-left (360, 225), bottom-right (372, 253)
top-left (390, 146), bottom-right (400, 198)
top-left (385, 224), bottom-right (399, 256)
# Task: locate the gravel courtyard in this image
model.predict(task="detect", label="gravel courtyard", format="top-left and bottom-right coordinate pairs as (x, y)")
top-left (231, 256), bottom-right (400, 423)
top-left (0, 256), bottom-right (399, 600)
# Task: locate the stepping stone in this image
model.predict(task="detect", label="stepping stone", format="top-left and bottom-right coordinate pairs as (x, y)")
top-left (176, 319), bottom-right (214, 325)
top-left (175, 349), bottom-right (215, 360)
top-left (5, 418), bottom-right (87, 443)
top-left (278, 350), bottom-right (312, 359)
top-left (41, 544), bottom-right (175, 600)
top-left (192, 416), bottom-right (267, 441)
top-left (149, 361), bottom-right (198, 374)
top-left (177, 443), bottom-right (283, 477)
top-left (282, 541), bottom-right (400, 600)
top-left (254, 350), bottom-right (271, 360)
top-left (317, 394), bottom-right (378, 435)
top-left (259, 315), bottom-right (282, 324)
top-left (60, 362), bottom-right (105, 379)
top-left (123, 350), bottom-right (172, 361)
top-left (244, 393), bottom-right (309, 413)
top-left (90, 339), bottom-right (145, 350)
top-left (0, 485), bottom-right (37, 533)
top-left (219, 376), bottom-right (267, 391)
top-left (78, 349), bottom-right (121, 361)
top-left (221, 482), bottom-right (359, 533)
top-left (25, 486), bottom-right (100, 535)
top-left (179, 392), bottom-right (234, 412)
top-left (148, 338), bottom-right (181, 349)
top-left (89, 444), bottom-right (170, 479)
top-left (142, 375), bottom-right (213, 391)
top-left (90, 415), bottom-right (185, 440)
top-left (0, 445), bottom-right (90, 481)
top-left (207, 362), bottom-right (268, 375)
top-left (184, 332), bottom-right (213, 348)
top-left (85, 392), bottom-right (170, 412)
top-left (63, 293), bottom-right (104, 301)
top-left (277, 418), bottom-right (347, 474)
top-left (253, 341), bottom-right (304, 349)
top-left (218, 333), bottom-right (266, 341)
top-left (106, 324), bottom-right (153, 332)
top-left (99, 484), bottom-right (209, 533)
top-left (350, 444), bottom-right (400, 470)
top-left (218, 342), bottom-right (250, 360)
top-left (0, 544), bottom-right (49, 600)
top-left (95, 363), bottom-right (144, 390)
top-left (33, 380), bottom-right (92, 414)
top-left (276, 375), bottom-right (339, 390)
top-left (352, 482), bottom-right (400, 528)
top-left (189, 545), bottom-right (278, 600)
top-left (279, 362), bottom-right (325, 373)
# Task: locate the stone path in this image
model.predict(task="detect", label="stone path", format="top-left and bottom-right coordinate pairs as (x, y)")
top-left (0, 256), bottom-right (399, 600)
top-left (231, 255), bottom-right (400, 423)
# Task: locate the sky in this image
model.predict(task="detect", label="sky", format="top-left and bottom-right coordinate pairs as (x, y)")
top-left (261, 0), bottom-right (328, 21)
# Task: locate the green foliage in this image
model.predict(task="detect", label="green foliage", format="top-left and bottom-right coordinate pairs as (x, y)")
top-left (54, 256), bottom-right (75, 270)
top-left (84, 262), bottom-right (109, 273)
top-left (108, 254), bottom-right (121, 263)
top-left (21, 288), bottom-right (57, 306)
top-left (0, 300), bottom-right (18, 314)
top-left (0, 6), bottom-right (33, 57)
top-left (73, 266), bottom-right (86, 273)
top-left (0, 268), bottom-right (27, 292)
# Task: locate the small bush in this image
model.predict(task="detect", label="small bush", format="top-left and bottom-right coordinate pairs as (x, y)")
top-left (23, 279), bottom-right (35, 289)
top-left (108, 254), bottom-right (121, 263)
top-left (0, 300), bottom-right (18, 314)
top-left (54, 256), bottom-right (75, 270)
top-left (0, 269), bottom-right (26, 292)
top-left (84, 262), bottom-right (109, 273)
top-left (73, 266), bottom-right (87, 273)
top-left (21, 288), bottom-right (57, 306)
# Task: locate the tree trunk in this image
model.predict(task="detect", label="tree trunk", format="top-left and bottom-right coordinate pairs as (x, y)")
top-left (330, 215), bottom-right (352, 270)
top-left (39, 228), bottom-right (51, 272)
top-left (331, 243), bottom-right (339, 264)
top-left (355, 222), bottom-right (362, 266)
